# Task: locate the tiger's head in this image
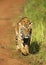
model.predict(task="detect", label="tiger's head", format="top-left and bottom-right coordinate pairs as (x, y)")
top-left (18, 17), bottom-right (32, 40)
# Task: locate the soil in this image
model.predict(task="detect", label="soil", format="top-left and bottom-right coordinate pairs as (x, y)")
top-left (0, 0), bottom-right (29, 65)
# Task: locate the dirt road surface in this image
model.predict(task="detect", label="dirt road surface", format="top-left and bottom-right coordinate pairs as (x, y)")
top-left (0, 0), bottom-right (29, 65)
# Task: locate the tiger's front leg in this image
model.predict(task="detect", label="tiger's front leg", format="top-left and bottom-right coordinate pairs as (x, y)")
top-left (17, 36), bottom-right (27, 55)
top-left (16, 35), bottom-right (23, 51)
top-left (25, 45), bottom-right (29, 54)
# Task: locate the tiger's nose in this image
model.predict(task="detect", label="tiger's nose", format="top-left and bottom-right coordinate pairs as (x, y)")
top-left (25, 34), bottom-right (30, 38)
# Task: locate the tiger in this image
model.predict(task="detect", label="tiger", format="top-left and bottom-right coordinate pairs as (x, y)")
top-left (15, 17), bottom-right (32, 55)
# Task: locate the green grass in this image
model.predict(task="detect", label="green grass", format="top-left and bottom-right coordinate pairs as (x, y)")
top-left (10, 0), bottom-right (46, 65)
top-left (23, 0), bottom-right (46, 43)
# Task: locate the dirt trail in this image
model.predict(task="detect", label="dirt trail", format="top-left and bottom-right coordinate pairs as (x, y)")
top-left (0, 0), bottom-right (25, 18)
top-left (0, 0), bottom-right (29, 65)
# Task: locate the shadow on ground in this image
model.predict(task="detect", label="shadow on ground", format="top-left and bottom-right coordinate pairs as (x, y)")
top-left (29, 41), bottom-right (40, 54)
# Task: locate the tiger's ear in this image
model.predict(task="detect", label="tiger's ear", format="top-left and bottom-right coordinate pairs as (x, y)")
top-left (29, 22), bottom-right (32, 28)
top-left (19, 23), bottom-right (21, 25)
top-left (29, 22), bottom-right (32, 24)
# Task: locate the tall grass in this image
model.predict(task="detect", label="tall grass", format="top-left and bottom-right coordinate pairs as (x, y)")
top-left (21, 0), bottom-right (46, 43)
